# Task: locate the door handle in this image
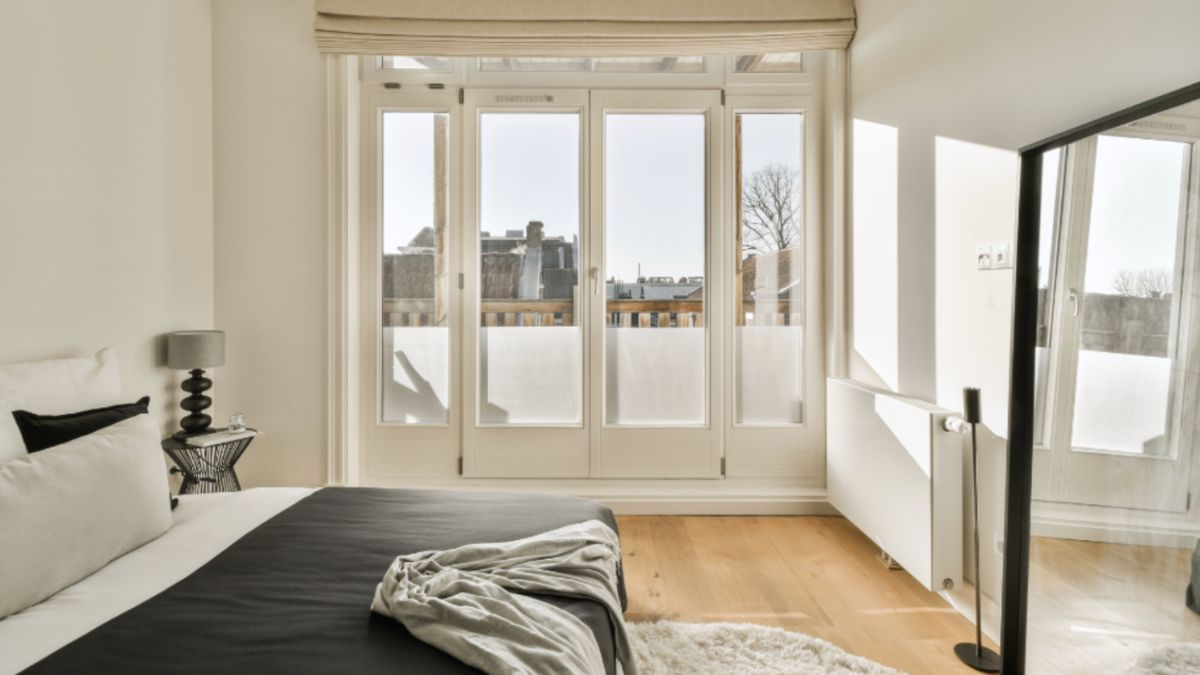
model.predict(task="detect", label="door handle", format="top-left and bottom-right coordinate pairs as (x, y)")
top-left (590, 266), bottom-right (600, 295)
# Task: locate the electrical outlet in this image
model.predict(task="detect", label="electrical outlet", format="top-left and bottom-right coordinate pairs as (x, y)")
top-left (994, 532), bottom-right (1005, 556)
top-left (976, 242), bottom-right (1014, 270)
top-left (992, 243), bottom-right (1012, 268)
top-left (976, 244), bottom-right (994, 270)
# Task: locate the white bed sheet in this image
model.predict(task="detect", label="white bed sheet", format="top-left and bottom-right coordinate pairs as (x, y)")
top-left (0, 487), bottom-right (315, 674)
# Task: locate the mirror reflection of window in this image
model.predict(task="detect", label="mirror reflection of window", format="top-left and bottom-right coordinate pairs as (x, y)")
top-left (1023, 98), bottom-right (1200, 675)
top-left (1070, 134), bottom-right (1189, 456)
top-left (1033, 147), bottom-right (1062, 445)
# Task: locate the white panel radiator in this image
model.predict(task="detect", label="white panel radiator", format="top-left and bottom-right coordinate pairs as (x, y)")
top-left (826, 378), bottom-right (963, 592)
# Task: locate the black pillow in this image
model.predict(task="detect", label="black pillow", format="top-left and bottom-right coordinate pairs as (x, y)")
top-left (12, 396), bottom-right (151, 453)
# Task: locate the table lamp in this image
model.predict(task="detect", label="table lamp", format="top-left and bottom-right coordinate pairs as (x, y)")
top-left (166, 330), bottom-right (225, 439)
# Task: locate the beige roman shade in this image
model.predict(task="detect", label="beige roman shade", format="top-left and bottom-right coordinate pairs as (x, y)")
top-left (314, 0), bottom-right (856, 56)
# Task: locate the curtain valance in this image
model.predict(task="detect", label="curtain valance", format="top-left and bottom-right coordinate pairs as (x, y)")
top-left (314, 0), bottom-right (855, 56)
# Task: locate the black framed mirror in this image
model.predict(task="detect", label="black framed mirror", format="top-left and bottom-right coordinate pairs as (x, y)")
top-left (1004, 81), bottom-right (1200, 673)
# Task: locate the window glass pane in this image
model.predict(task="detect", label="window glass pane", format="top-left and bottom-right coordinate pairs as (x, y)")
top-left (382, 56), bottom-right (452, 71)
top-left (479, 56), bottom-right (704, 73)
top-left (1071, 135), bottom-right (1189, 455)
top-left (381, 112), bottom-right (450, 423)
top-left (592, 56), bottom-right (704, 73)
top-left (734, 52), bottom-right (803, 73)
top-left (1033, 147), bottom-right (1061, 444)
top-left (604, 114), bottom-right (706, 425)
top-left (736, 113), bottom-right (804, 424)
top-left (479, 57), bottom-right (590, 72)
top-left (478, 113), bottom-right (582, 425)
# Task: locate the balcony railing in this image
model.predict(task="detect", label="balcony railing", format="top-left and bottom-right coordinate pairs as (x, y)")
top-left (384, 298), bottom-right (802, 328)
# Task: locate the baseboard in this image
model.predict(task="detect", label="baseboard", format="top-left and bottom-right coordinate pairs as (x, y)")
top-left (599, 492), bottom-right (836, 515)
top-left (333, 477), bottom-right (836, 516)
top-left (1032, 501), bottom-right (1200, 549)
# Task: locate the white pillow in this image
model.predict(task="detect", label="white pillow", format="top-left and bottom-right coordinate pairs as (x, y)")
top-left (0, 348), bottom-right (122, 461)
top-left (0, 414), bottom-right (171, 619)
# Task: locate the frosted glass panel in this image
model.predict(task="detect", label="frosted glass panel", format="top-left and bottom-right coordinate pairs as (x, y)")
top-left (381, 112), bottom-right (449, 424)
top-left (478, 112), bottom-right (582, 425)
top-left (604, 113), bottom-right (706, 425)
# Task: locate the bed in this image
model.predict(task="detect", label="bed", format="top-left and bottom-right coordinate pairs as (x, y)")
top-left (0, 351), bottom-right (626, 675)
top-left (1, 486), bottom-right (626, 674)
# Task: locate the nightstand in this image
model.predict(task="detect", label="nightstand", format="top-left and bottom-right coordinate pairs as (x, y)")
top-left (161, 428), bottom-right (256, 495)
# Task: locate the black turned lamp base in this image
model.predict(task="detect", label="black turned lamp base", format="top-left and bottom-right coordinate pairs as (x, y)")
top-left (954, 643), bottom-right (1000, 673)
top-left (178, 368), bottom-right (214, 436)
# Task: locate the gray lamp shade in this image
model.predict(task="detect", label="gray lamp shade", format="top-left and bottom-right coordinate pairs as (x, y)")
top-left (167, 330), bottom-right (225, 370)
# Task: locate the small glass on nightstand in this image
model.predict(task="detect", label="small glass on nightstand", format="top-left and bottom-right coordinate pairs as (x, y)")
top-left (161, 428), bottom-right (256, 495)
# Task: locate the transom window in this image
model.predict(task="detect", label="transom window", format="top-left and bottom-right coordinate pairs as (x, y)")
top-left (363, 53), bottom-right (808, 85)
top-left (480, 56), bottom-right (706, 73)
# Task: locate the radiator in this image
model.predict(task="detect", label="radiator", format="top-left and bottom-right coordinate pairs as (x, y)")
top-left (826, 378), bottom-right (963, 592)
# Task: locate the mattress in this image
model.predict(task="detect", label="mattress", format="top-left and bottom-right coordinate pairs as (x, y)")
top-left (1, 487), bottom-right (625, 674)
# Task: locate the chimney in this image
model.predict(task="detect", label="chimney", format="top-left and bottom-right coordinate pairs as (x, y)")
top-left (525, 221), bottom-right (544, 248)
top-left (517, 221), bottom-right (545, 300)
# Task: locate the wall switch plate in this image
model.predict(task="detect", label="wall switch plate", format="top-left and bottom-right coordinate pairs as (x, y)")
top-left (976, 242), bottom-right (1013, 270)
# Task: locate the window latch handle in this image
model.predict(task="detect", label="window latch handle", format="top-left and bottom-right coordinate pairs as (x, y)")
top-left (590, 266), bottom-right (600, 295)
top-left (1068, 289), bottom-right (1080, 317)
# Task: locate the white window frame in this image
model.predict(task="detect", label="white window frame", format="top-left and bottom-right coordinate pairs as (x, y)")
top-left (588, 88), bottom-right (725, 479)
top-left (356, 88), bottom-right (464, 483)
top-left (723, 94), bottom-right (825, 479)
top-left (339, 53), bottom-right (831, 487)
top-left (1034, 116), bottom-right (1200, 512)
top-left (462, 89), bottom-right (593, 478)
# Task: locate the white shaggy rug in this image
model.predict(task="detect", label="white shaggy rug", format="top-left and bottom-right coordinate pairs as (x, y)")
top-left (1133, 643), bottom-right (1200, 674)
top-left (626, 621), bottom-right (901, 675)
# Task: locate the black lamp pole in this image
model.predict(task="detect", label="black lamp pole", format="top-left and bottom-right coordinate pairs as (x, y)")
top-left (955, 386), bottom-right (1001, 672)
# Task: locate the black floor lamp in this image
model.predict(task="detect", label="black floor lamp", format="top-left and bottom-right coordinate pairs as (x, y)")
top-left (955, 386), bottom-right (1001, 672)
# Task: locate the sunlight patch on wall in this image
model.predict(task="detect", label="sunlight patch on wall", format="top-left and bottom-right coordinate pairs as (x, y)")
top-left (933, 135), bottom-right (1017, 434)
top-left (851, 119), bottom-right (900, 390)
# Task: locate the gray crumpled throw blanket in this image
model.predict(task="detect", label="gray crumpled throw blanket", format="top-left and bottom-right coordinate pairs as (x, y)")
top-left (371, 519), bottom-right (636, 675)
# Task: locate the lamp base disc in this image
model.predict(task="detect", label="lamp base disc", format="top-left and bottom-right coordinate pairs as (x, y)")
top-left (954, 643), bottom-right (1000, 672)
top-left (172, 429), bottom-right (218, 442)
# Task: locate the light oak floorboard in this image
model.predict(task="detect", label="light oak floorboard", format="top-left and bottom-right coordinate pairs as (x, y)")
top-left (617, 515), bottom-right (992, 674)
top-left (1027, 536), bottom-right (1200, 674)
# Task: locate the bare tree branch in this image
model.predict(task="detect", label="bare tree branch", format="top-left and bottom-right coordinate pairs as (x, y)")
top-left (742, 163), bottom-right (802, 256)
top-left (1112, 267), bottom-right (1172, 298)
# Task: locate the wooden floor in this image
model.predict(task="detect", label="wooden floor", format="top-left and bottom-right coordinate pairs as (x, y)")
top-left (1027, 536), bottom-right (1200, 674)
top-left (616, 515), bottom-right (991, 674)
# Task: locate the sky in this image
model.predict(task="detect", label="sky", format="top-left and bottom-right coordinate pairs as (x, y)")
top-left (382, 110), bottom-right (804, 282)
top-left (1039, 134), bottom-right (1189, 294)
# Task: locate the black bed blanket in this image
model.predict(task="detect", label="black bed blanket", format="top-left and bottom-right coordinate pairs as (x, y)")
top-left (26, 488), bottom-right (627, 674)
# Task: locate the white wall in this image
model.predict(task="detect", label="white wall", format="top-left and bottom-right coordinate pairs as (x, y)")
top-left (849, 0), bottom-right (1200, 605)
top-left (0, 0), bottom-right (213, 434)
top-left (212, 0), bottom-right (327, 487)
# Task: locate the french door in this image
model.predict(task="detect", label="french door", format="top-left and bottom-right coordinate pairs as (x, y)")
top-left (360, 86), bottom-right (823, 483)
top-left (462, 89), bottom-right (722, 478)
top-left (1035, 129), bottom-right (1200, 511)
top-left (461, 90), bottom-right (592, 477)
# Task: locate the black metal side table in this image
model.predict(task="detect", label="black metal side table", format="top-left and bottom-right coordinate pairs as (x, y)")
top-left (161, 428), bottom-right (255, 495)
